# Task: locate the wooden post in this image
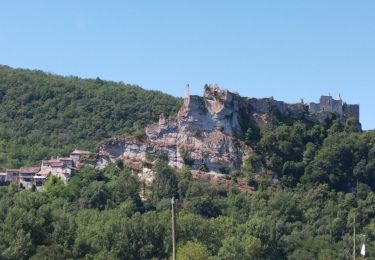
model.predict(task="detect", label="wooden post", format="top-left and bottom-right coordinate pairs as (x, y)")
top-left (171, 197), bottom-right (176, 260)
top-left (353, 215), bottom-right (356, 260)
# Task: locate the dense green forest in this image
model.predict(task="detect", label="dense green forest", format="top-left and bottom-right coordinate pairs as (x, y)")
top-left (1, 65), bottom-right (374, 259)
top-left (0, 65), bottom-right (181, 169)
top-left (1, 116), bottom-right (375, 259)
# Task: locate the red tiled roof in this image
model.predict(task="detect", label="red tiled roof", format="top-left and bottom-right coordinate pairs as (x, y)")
top-left (50, 162), bottom-right (64, 167)
top-left (43, 160), bottom-right (64, 167)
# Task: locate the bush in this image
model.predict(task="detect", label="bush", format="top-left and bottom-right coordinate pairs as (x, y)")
top-left (193, 129), bottom-right (202, 137)
top-left (180, 146), bottom-right (194, 166)
top-left (198, 163), bottom-right (209, 172)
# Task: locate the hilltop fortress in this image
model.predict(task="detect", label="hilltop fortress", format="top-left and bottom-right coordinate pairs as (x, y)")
top-left (180, 85), bottom-right (360, 137)
top-left (99, 85), bottom-right (360, 175)
top-left (307, 95), bottom-right (359, 122)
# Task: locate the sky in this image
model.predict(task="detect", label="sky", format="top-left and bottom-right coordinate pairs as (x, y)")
top-left (1, 1), bottom-right (374, 129)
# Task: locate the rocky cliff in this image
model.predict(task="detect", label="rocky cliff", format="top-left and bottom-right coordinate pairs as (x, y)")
top-left (98, 85), bottom-right (360, 175)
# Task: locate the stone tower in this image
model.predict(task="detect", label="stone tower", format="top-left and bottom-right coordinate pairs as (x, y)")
top-left (185, 84), bottom-right (190, 99)
top-left (183, 84), bottom-right (191, 108)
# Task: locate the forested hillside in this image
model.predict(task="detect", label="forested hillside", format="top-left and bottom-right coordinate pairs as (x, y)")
top-left (1, 65), bottom-right (375, 259)
top-left (1, 115), bottom-right (375, 259)
top-left (0, 65), bottom-right (181, 169)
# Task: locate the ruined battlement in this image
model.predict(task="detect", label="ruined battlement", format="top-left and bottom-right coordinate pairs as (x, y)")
top-left (183, 85), bottom-right (360, 129)
top-left (308, 95), bottom-right (359, 122)
top-left (99, 85), bottom-right (361, 175)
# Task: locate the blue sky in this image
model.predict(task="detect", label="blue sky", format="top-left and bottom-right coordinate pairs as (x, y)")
top-left (1, 1), bottom-right (374, 129)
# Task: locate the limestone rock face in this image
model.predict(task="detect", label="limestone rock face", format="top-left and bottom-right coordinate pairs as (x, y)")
top-left (98, 84), bottom-right (361, 174)
top-left (99, 85), bottom-right (252, 173)
top-left (177, 85), bottom-right (243, 137)
top-left (99, 120), bottom-right (251, 173)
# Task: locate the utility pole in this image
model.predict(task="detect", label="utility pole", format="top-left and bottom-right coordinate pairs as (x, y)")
top-left (353, 214), bottom-right (356, 260)
top-left (354, 180), bottom-right (358, 260)
top-left (171, 197), bottom-right (176, 260)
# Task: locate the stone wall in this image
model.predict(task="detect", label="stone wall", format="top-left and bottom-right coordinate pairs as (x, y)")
top-left (319, 96), bottom-right (343, 114)
top-left (308, 95), bottom-right (359, 122)
top-left (343, 104), bottom-right (360, 121)
top-left (308, 103), bottom-right (320, 113)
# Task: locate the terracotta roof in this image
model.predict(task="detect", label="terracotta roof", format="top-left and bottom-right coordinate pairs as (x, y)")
top-left (19, 167), bottom-right (41, 174)
top-left (37, 169), bottom-right (51, 176)
top-left (43, 160), bottom-right (64, 167)
top-left (50, 162), bottom-right (64, 167)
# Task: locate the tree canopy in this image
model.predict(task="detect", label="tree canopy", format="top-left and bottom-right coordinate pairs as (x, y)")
top-left (0, 65), bottom-right (181, 169)
top-left (1, 65), bottom-right (375, 259)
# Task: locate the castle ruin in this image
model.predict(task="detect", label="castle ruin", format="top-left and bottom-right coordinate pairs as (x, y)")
top-left (99, 85), bottom-right (362, 176)
top-left (308, 95), bottom-right (359, 122)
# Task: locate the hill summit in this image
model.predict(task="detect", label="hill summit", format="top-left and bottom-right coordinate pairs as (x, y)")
top-left (99, 84), bottom-right (360, 174)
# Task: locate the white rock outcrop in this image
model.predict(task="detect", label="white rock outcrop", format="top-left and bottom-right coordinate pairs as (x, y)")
top-left (99, 85), bottom-right (252, 173)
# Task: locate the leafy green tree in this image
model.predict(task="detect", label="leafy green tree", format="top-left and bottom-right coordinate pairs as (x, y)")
top-left (0, 65), bottom-right (181, 169)
top-left (152, 159), bottom-right (179, 202)
top-left (43, 175), bottom-right (66, 196)
top-left (30, 244), bottom-right (72, 260)
top-left (187, 195), bottom-right (222, 218)
top-left (176, 241), bottom-right (212, 260)
top-left (2, 229), bottom-right (33, 260)
top-left (78, 181), bottom-right (110, 210)
top-left (178, 165), bottom-right (192, 199)
top-left (106, 168), bottom-right (142, 208)
top-left (217, 235), bottom-right (262, 260)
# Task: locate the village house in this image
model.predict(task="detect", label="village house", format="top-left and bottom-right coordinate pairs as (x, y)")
top-left (38, 150), bottom-right (90, 183)
top-left (5, 169), bottom-right (20, 184)
top-left (2, 149), bottom-right (91, 189)
top-left (41, 157), bottom-right (75, 183)
top-left (4, 168), bottom-right (47, 189)
top-left (70, 149), bottom-right (91, 167)
top-left (33, 174), bottom-right (47, 190)
top-left (19, 167), bottom-right (41, 189)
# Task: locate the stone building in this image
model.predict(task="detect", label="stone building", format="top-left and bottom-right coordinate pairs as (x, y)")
top-left (41, 157), bottom-right (76, 183)
top-left (343, 103), bottom-right (360, 121)
top-left (19, 167), bottom-right (41, 189)
top-left (70, 149), bottom-right (91, 167)
top-left (1, 149), bottom-right (90, 189)
top-left (5, 169), bottom-right (20, 184)
top-left (308, 95), bottom-right (359, 121)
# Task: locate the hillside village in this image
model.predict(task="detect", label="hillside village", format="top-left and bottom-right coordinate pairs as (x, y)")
top-left (0, 150), bottom-right (91, 190)
top-left (0, 2), bottom-right (373, 258)
top-left (0, 85), bottom-right (361, 191)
